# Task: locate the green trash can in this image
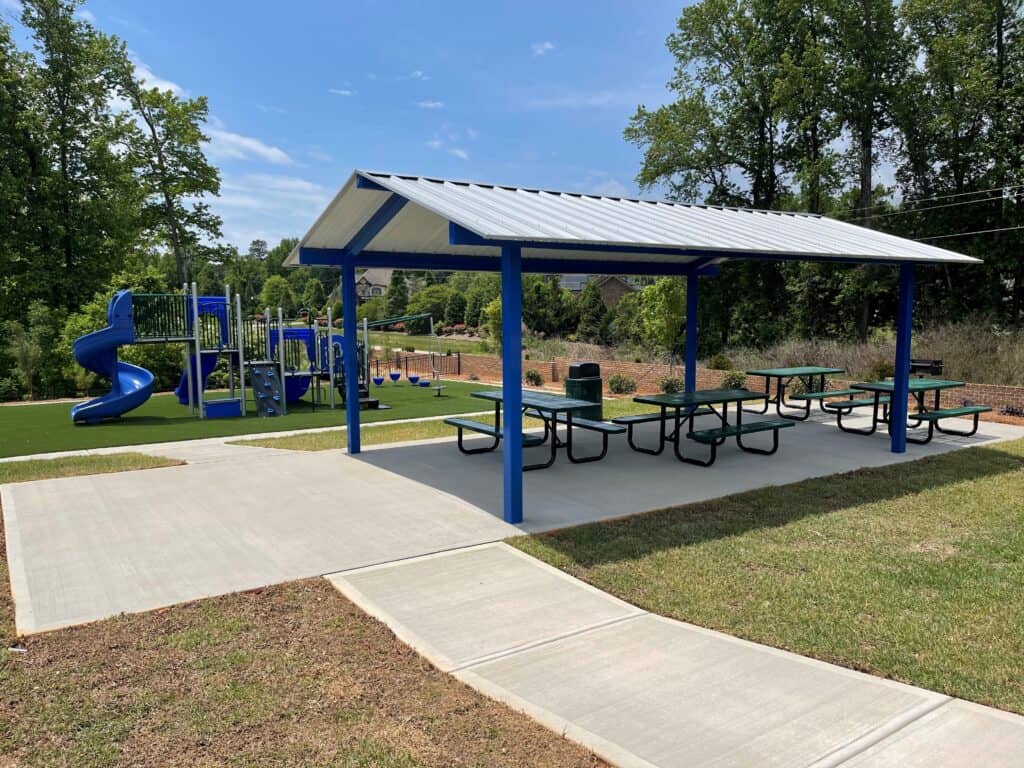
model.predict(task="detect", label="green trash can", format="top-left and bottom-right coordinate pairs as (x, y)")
top-left (565, 361), bottom-right (603, 420)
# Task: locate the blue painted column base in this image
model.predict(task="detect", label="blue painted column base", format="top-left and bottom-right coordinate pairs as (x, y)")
top-left (501, 245), bottom-right (523, 524)
top-left (890, 264), bottom-right (915, 453)
top-left (342, 261), bottom-right (361, 454)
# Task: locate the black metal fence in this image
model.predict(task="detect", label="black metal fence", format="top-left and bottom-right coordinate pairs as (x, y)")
top-left (132, 294), bottom-right (190, 341)
top-left (372, 352), bottom-right (460, 378)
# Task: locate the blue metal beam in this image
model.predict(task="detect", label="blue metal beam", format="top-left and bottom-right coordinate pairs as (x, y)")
top-left (685, 272), bottom-right (699, 393)
top-left (346, 194), bottom-right (407, 256)
top-left (890, 264), bottom-right (915, 453)
top-left (342, 260), bottom-right (361, 454)
top-left (501, 245), bottom-right (524, 525)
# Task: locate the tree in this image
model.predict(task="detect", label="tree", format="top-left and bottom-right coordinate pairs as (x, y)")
top-left (406, 284), bottom-right (453, 333)
top-left (385, 270), bottom-right (408, 317)
top-left (116, 57), bottom-right (221, 284)
top-left (357, 296), bottom-right (385, 322)
top-left (301, 279), bottom-right (327, 314)
top-left (248, 239), bottom-right (269, 260)
top-left (3, 319), bottom-right (43, 399)
top-left (576, 281), bottom-right (610, 343)
top-left (482, 297), bottom-right (503, 351)
top-left (444, 291), bottom-right (467, 326)
top-left (259, 275), bottom-right (296, 314)
top-left (638, 278), bottom-right (687, 359)
top-left (16, 0), bottom-right (144, 312)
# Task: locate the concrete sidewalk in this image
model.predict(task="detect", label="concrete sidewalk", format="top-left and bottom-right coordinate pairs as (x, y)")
top-left (328, 543), bottom-right (1024, 768)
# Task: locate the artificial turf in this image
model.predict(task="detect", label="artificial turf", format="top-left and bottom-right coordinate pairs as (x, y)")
top-left (0, 380), bottom-right (492, 458)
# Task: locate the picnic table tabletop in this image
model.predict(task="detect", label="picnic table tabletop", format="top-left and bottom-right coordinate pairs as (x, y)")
top-left (635, 388), bottom-right (768, 408)
top-left (471, 389), bottom-right (596, 412)
top-left (853, 378), bottom-right (965, 393)
top-left (745, 366), bottom-right (845, 377)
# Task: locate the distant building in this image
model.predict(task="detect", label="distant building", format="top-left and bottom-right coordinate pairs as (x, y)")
top-left (558, 274), bottom-right (637, 308)
top-left (355, 268), bottom-right (394, 303)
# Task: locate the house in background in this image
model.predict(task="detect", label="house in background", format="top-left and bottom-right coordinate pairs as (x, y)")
top-left (558, 274), bottom-right (637, 307)
top-left (355, 268), bottom-right (394, 303)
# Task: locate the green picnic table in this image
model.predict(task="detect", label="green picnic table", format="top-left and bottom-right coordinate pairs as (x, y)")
top-left (629, 389), bottom-right (794, 466)
top-left (845, 379), bottom-right (989, 444)
top-left (744, 366), bottom-right (851, 420)
top-left (446, 389), bottom-right (624, 470)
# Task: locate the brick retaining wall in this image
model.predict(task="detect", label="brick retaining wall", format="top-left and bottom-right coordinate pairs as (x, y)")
top-left (454, 352), bottom-right (1024, 415)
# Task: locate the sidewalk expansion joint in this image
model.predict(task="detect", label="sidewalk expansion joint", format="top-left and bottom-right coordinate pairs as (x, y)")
top-left (449, 611), bottom-right (647, 673)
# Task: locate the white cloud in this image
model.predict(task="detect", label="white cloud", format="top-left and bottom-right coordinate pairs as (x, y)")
top-left (409, 69), bottom-right (427, 80)
top-left (367, 72), bottom-right (377, 80)
top-left (0, 0), bottom-right (22, 13)
top-left (204, 118), bottom-right (293, 165)
top-left (307, 148), bottom-right (333, 163)
top-left (524, 88), bottom-right (651, 110)
top-left (416, 100), bottom-right (444, 109)
top-left (589, 178), bottom-right (630, 197)
top-left (466, 127), bottom-right (480, 140)
top-left (424, 139), bottom-right (443, 150)
top-left (256, 104), bottom-right (287, 114)
top-left (448, 148), bottom-right (469, 160)
top-left (328, 88), bottom-right (357, 96)
top-left (213, 173), bottom-right (334, 246)
top-left (532, 41), bottom-right (555, 56)
top-left (76, 8), bottom-right (96, 23)
top-left (132, 57), bottom-right (184, 95)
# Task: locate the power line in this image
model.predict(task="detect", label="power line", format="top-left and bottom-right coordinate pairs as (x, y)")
top-left (837, 192), bottom-right (1008, 221)
top-left (834, 183), bottom-right (1024, 218)
top-left (915, 225), bottom-right (1024, 242)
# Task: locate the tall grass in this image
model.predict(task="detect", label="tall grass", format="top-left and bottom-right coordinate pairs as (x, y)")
top-left (718, 320), bottom-right (1024, 385)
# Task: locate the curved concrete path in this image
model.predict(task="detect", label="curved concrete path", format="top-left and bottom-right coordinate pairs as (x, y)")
top-left (328, 543), bottom-right (1024, 768)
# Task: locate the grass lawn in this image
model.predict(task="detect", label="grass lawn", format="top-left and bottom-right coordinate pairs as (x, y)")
top-left (0, 457), bottom-right (605, 768)
top-left (237, 395), bottom-right (652, 451)
top-left (0, 380), bottom-right (492, 459)
top-left (0, 453), bottom-right (181, 486)
top-left (512, 438), bottom-right (1024, 715)
top-left (371, 331), bottom-right (490, 355)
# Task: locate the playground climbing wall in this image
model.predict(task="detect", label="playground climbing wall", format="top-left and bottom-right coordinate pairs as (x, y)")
top-left (249, 362), bottom-right (284, 417)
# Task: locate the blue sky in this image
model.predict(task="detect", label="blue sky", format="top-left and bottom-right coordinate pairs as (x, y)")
top-left (3, 0), bottom-right (686, 248)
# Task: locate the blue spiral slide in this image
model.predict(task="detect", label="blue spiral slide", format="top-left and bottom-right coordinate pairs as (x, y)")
top-left (70, 290), bottom-right (155, 424)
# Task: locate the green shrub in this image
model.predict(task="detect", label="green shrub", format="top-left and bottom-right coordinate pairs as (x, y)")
top-left (707, 353), bottom-right (733, 370)
top-left (660, 375), bottom-right (685, 394)
top-left (0, 376), bottom-right (23, 402)
top-left (524, 368), bottom-right (543, 386)
top-left (721, 370), bottom-right (747, 389)
top-left (607, 373), bottom-right (637, 394)
top-left (868, 359), bottom-right (895, 380)
top-left (403, 346), bottom-right (416, 353)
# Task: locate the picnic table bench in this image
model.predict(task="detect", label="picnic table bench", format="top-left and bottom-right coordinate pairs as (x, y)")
top-left (849, 379), bottom-right (990, 444)
top-left (744, 366), bottom-right (846, 420)
top-left (632, 389), bottom-right (795, 466)
top-left (452, 389), bottom-right (623, 470)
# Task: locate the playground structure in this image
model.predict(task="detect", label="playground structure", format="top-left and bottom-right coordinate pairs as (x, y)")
top-left (69, 283), bottom-right (379, 423)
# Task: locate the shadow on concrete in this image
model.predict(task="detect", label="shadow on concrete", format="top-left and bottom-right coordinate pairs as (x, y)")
top-left (350, 414), bottom-right (1022, 537)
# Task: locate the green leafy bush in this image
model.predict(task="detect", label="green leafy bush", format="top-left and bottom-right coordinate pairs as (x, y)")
top-left (660, 375), bottom-right (685, 394)
top-left (869, 359), bottom-right (895, 380)
top-left (721, 370), bottom-right (747, 389)
top-left (707, 353), bottom-right (733, 370)
top-left (607, 373), bottom-right (637, 394)
top-left (524, 368), bottom-right (543, 386)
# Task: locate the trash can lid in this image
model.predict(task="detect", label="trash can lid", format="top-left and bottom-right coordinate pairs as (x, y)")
top-left (568, 361), bottom-right (600, 379)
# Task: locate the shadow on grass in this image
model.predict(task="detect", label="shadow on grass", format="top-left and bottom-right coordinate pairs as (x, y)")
top-left (523, 440), bottom-right (1024, 567)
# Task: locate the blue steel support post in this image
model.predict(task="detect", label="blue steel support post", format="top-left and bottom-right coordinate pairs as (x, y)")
top-left (342, 260), bottom-right (361, 454)
top-left (685, 271), bottom-right (699, 393)
top-left (890, 263), bottom-right (915, 453)
top-left (501, 245), bottom-right (524, 524)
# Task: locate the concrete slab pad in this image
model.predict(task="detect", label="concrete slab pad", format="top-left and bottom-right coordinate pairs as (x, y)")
top-left (353, 413), bottom-right (1024, 533)
top-left (328, 543), bottom-right (643, 670)
top-left (457, 614), bottom-right (948, 768)
top-left (2, 450), bottom-right (516, 634)
top-left (838, 699), bottom-right (1024, 767)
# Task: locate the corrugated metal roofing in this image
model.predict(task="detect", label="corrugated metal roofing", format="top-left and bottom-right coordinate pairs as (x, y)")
top-left (286, 170), bottom-right (980, 267)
